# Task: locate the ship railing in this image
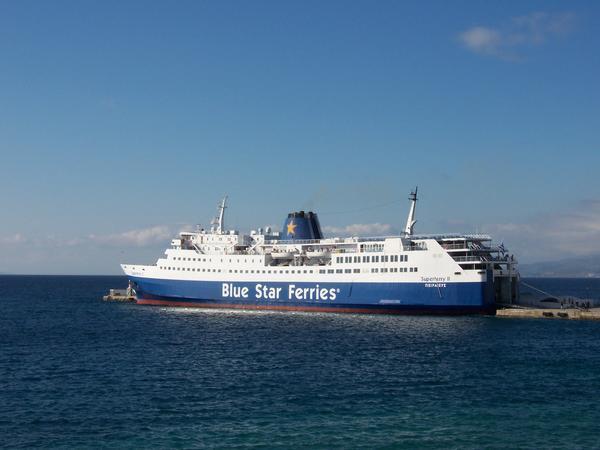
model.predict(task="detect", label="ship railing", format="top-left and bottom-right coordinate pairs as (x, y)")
top-left (273, 238), bottom-right (323, 245)
top-left (454, 255), bottom-right (514, 263)
top-left (442, 244), bottom-right (500, 252)
top-left (453, 256), bottom-right (484, 262)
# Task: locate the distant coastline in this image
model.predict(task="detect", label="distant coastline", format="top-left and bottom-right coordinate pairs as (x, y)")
top-left (519, 254), bottom-right (600, 278)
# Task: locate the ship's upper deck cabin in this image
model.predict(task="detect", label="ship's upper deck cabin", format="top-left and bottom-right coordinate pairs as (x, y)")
top-left (167, 190), bottom-right (516, 275)
top-left (166, 191), bottom-right (517, 277)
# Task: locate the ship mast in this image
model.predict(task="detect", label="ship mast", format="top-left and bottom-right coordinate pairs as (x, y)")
top-left (212, 196), bottom-right (228, 234)
top-left (404, 187), bottom-right (418, 236)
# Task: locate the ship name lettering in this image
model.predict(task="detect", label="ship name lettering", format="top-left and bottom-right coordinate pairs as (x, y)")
top-left (222, 283), bottom-right (249, 298)
top-left (255, 284), bottom-right (282, 300)
top-left (288, 284), bottom-right (338, 301)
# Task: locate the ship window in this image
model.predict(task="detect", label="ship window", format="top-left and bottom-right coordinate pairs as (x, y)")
top-left (245, 270), bottom-right (249, 273)
top-left (409, 267), bottom-right (414, 272)
top-left (310, 270), bottom-right (313, 274)
top-left (414, 267), bottom-right (418, 272)
top-left (327, 269), bottom-right (334, 274)
top-left (344, 269), bottom-right (351, 273)
top-left (285, 270), bottom-right (289, 274)
top-left (268, 270), bottom-right (271, 274)
top-left (319, 269), bottom-right (326, 274)
top-left (353, 268), bottom-right (360, 273)
top-left (382, 268), bottom-right (387, 273)
top-left (372, 268), bottom-right (378, 273)
top-left (291, 270), bottom-right (295, 274)
top-left (336, 269), bottom-right (343, 273)
top-left (374, 256), bottom-right (379, 263)
top-left (229, 270), bottom-right (232, 273)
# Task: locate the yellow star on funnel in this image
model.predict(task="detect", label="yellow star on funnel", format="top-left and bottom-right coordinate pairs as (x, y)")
top-left (287, 220), bottom-right (297, 235)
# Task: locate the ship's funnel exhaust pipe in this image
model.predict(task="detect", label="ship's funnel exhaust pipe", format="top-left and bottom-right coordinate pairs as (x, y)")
top-left (282, 211), bottom-right (323, 240)
top-left (404, 187), bottom-right (418, 236)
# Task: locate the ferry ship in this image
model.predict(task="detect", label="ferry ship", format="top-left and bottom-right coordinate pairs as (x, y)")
top-left (121, 189), bottom-right (520, 314)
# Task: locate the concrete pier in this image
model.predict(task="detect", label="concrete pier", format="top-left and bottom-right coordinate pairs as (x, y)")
top-left (497, 308), bottom-right (600, 321)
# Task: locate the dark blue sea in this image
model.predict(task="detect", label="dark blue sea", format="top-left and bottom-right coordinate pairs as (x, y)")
top-left (1, 276), bottom-right (600, 449)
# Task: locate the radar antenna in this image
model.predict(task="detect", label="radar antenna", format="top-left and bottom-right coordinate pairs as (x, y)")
top-left (404, 187), bottom-right (418, 236)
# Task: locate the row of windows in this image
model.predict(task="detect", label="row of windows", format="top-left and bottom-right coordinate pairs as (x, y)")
top-left (336, 254), bottom-right (408, 264)
top-left (318, 267), bottom-right (418, 274)
top-left (160, 266), bottom-right (316, 275)
top-left (171, 254), bottom-right (410, 265)
top-left (161, 267), bottom-right (222, 272)
top-left (160, 265), bottom-right (418, 274)
top-left (170, 256), bottom-right (263, 264)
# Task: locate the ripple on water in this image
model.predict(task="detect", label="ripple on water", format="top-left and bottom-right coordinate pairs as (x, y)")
top-left (1, 276), bottom-right (600, 448)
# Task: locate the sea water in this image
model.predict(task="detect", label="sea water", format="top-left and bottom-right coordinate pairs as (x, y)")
top-left (1, 276), bottom-right (599, 448)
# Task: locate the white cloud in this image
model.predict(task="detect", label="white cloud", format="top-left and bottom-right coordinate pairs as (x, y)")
top-left (459, 26), bottom-right (502, 55)
top-left (1, 225), bottom-right (177, 250)
top-left (483, 200), bottom-right (600, 262)
top-left (459, 12), bottom-right (576, 59)
top-left (323, 223), bottom-right (395, 236)
top-left (89, 226), bottom-right (173, 247)
top-left (0, 233), bottom-right (27, 245)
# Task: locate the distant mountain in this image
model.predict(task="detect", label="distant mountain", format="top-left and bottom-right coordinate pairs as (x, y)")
top-left (520, 254), bottom-right (600, 278)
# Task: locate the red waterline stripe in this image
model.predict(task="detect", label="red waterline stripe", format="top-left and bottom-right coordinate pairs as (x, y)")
top-left (135, 298), bottom-right (494, 315)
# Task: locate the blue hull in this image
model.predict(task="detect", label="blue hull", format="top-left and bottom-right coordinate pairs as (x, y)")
top-left (129, 277), bottom-right (496, 315)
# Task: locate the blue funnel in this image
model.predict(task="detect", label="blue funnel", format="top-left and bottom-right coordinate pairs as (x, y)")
top-left (281, 211), bottom-right (323, 240)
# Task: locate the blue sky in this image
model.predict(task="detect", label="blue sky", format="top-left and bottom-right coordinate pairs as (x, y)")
top-left (1, 0), bottom-right (599, 274)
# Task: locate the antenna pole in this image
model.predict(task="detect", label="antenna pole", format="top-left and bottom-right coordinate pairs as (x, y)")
top-left (217, 196), bottom-right (228, 234)
top-left (404, 187), bottom-right (418, 236)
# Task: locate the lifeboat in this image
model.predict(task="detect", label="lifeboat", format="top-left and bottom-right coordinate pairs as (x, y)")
top-left (271, 251), bottom-right (294, 260)
top-left (306, 249), bottom-right (331, 259)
